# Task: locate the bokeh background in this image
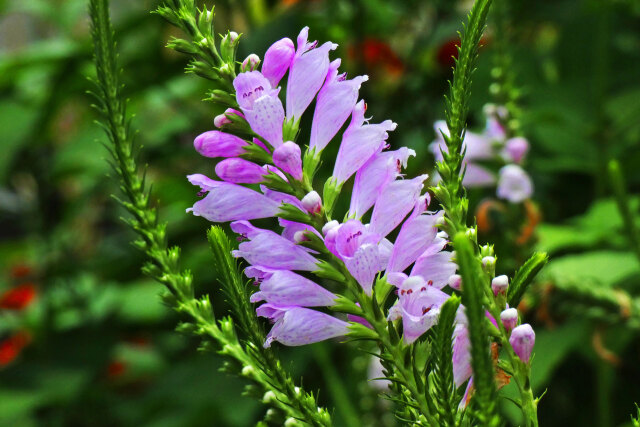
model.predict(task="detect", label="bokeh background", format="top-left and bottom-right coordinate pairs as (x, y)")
top-left (1, 0), bottom-right (640, 425)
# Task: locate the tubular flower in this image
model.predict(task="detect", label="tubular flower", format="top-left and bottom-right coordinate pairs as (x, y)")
top-left (187, 27), bottom-right (459, 350)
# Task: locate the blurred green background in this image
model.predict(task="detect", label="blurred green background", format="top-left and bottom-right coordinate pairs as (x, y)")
top-left (1, 0), bottom-right (640, 425)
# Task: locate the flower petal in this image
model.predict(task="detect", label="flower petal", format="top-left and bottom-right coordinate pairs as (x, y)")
top-left (370, 175), bottom-right (428, 238)
top-left (264, 307), bottom-right (349, 347)
top-left (250, 270), bottom-right (337, 307)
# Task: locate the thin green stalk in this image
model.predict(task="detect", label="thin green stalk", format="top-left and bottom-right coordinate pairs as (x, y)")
top-left (608, 160), bottom-right (640, 266)
top-left (89, 0), bottom-right (331, 424)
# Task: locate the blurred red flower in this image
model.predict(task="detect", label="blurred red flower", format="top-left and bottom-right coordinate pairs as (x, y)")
top-left (10, 264), bottom-right (32, 279)
top-left (349, 38), bottom-right (404, 78)
top-left (0, 283), bottom-right (37, 310)
top-left (106, 360), bottom-right (127, 379)
top-left (0, 332), bottom-right (31, 367)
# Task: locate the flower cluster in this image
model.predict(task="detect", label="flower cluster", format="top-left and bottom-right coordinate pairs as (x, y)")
top-left (431, 105), bottom-right (533, 204)
top-left (186, 27), bottom-right (535, 398)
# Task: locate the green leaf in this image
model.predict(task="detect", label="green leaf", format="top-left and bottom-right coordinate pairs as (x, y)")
top-left (508, 252), bottom-right (548, 307)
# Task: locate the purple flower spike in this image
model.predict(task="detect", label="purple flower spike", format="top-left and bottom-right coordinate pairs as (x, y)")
top-left (504, 136), bottom-right (529, 163)
top-left (497, 164), bottom-right (533, 203)
top-left (388, 277), bottom-right (450, 344)
top-left (310, 60), bottom-right (368, 151)
top-left (500, 307), bottom-right (518, 331)
top-left (186, 175), bottom-right (280, 222)
top-left (250, 270), bottom-right (337, 307)
top-left (509, 323), bottom-right (535, 363)
top-left (370, 174), bottom-right (428, 238)
top-left (234, 71), bottom-right (285, 147)
top-left (273, 141), bottom-right (303, 180)
top-left (194, 131), bottom-right (249, 158)
top-left (231, 222), bottom-right (319, 271)
top-left (452, 323), bottom-right (472, 387)
top-left (215, 158), bottom-right (267, 184)
top-left (263, 306), bottom-right (349, 347)
top-left (349, 147), bottom-right (415, 219)
top-left (262, 37), bottom-right (295, 88)
top-left (332, 101), bottom-right (397, 184)
top-left (286, 27), bottom-right (338, 121)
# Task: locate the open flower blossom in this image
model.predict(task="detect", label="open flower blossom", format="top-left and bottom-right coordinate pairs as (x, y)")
top-left (185, 26), bottom-right (493, 389)
top-left (430, 106), bottom-right (533, 203)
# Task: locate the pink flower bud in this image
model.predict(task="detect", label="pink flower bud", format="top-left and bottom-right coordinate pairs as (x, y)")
top-left (448, 274), bottom-right (462, 291)
top-left (322, 220), bottom-right (340, 236)
top-left (500, 307), bottom-right (518, 331)
top-left (273, 141), bottom-right (303, 180)
top-left (215, 158), bottom-right (267, 184)
top-left (504, 137), bottom-right (529, 163)
top-left (262, 37), bottom-right (295, 88)
top-left (301, 191), bottom-right (322, 214)
top-left (293, 230), bottom-right (308, 243)
top-left (194, 131), bottom-right (248, 158)
top-left (509, 323), bottom-right (535, 364)
top-left (491, 275), bottom-right (509, 296)
top-left (214, 108), bottom-right (244, 128)
top-left (241, 54), bottom-right (261, 72)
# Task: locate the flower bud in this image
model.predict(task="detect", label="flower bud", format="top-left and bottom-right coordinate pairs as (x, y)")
top-left (500, 307), bottom-right (518, 331)
top-left (194, 131), bottom-right (248, 158)
top-left (293, 230), bottom-right (308, 243)
top-left (215, 158), bottom-right (266, 184)
top-left (220, 31), bottom-right (240, 63)
top-left (322, 220), bottom-right (340, 236)
top-left (482, 256), bottom-right (495, 269)
top-left (504, 137), bottom-right (529, 163)
top-left (273, 141), bottom-right (303, 180)
top-left (509, 323), bottom-right (535, 364)
top-left (465, 227), bottom-right (477, 240)
top-left (262, 390), bottom-right (276, 404)
top-left (241, 54), bottom-right (261, 72)
top-left (214, 108), bottom-right (244, 128)
top-left (436, 231), bottom-right (448, 240)
top-left (301, 191), bottom-right (322, 214)
top-left (447, 274), bottom-right (462, 291)
top-left (491, 275), bottom-right (509, 296)
top-left (262, 37), bottom-right (295, 88)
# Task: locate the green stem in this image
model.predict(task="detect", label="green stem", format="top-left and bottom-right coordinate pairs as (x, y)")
top-left (608, 160), bottom-right (640, 265)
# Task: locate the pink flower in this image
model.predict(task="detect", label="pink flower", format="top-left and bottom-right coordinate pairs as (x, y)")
top-left (234, 71), bottom-right (285, 147)
top-left (261, 306), bottom-right (349, 348)
top-left (309, 60), bottom-right (368, 151)
top-left (332, 100), bottom-right (396, 184)
top-left (262, 37), bottom-right (296, 88)
top-left (286, 27), bottom-right (337, 121)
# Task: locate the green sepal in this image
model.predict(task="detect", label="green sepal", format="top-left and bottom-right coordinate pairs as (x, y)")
top-left (302, 147), bottom-right (321, 190)
top-left (283, 117), bottom-right (300, 142)
top-left (323, 177), bottom-right (342, 219)
top-left (220, 30), bottom-right (240, 64)
top-left (313, 260), bottom-right (346, 282)
top-left (277, 203), bottom-right (314, 225)
top-left (331, 295), bottom-right (362, 316)
top-left (347, 322), bottom-right (379, 341)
